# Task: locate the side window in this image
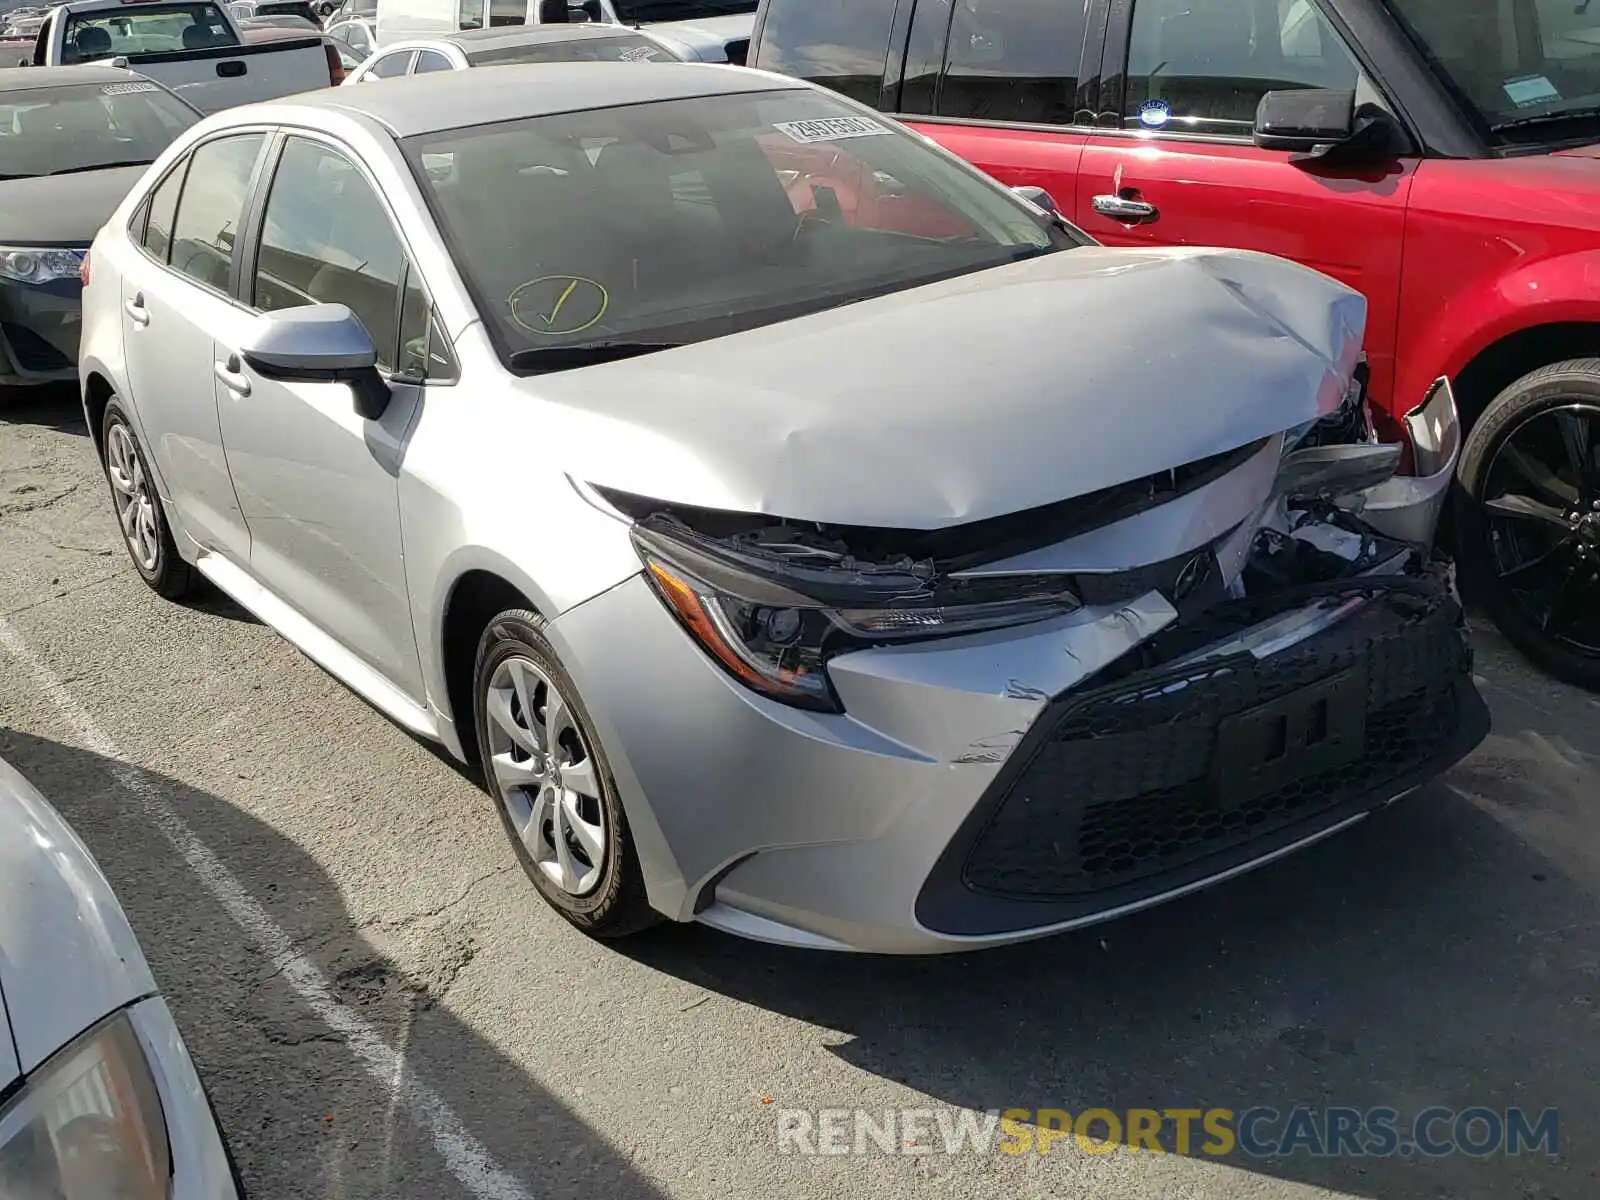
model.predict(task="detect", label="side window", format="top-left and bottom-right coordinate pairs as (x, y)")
top-left (749, 0), bottom-right (896, 106)
top-left (938, 0), bottom-right (1088, 126)
top-left (1122, 0), bottom-right (1361, 134)
top-left (168, 133), bottom-right (264, 292)
top-left (251, 137), bottom-right (407, 370)
top-left (369, 50), bottom-right (413, 77)
top-left (414, 49), bottom-right (453, 72)
top-left (458, 0), bottom-right (485, 31)
top-left (396, 266), bottom-right (457, 381)
top-left (488, 0), bottom-right (523, 26)
top-left (140, 159), bottom-right (189, 264)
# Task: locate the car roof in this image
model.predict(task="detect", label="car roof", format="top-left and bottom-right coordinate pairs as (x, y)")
top-left (0, 64), bottom-right (149, 91)
top-left (266, 61), bottom-right (799, 137)
top-left (444, 24), bottom-right (659, 51)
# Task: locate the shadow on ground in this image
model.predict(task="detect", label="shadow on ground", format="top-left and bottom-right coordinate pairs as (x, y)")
top-left (0, 383), bottom-right (86, 435)
top-left (0, 729), bottom-right (664, 1200)
top-left (626, 646), bottom-right (1598, 1198)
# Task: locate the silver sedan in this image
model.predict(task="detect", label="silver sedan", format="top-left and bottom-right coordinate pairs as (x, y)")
top-left (78, 64), bottom-right (1486, 953)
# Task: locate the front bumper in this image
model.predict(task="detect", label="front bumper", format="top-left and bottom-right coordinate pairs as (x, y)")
top-left (0, 277), bottom-right (83, 387)
top-left (552, 571), bottom-right (1487, 954)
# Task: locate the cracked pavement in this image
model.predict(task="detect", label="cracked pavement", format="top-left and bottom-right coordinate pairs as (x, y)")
top-left (3, 384), bottom-right (1599, 1200)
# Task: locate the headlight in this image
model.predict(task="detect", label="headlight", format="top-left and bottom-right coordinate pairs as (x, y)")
top-left (633, 518), bottom-right (1080, 712)
top-left (0, 248), bottom-right (86, 286)
top-left (0, 1013), bottom-right (171, 1199)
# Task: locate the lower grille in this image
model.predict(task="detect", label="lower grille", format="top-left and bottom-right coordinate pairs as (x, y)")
top-left (960, 581), bottom-right (1473, 903)
top-left (1, 322), bottom-right (71, 372)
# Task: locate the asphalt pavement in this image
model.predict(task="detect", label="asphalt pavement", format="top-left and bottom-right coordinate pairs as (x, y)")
top-left (1, 383), bottom-right (1596, 1200)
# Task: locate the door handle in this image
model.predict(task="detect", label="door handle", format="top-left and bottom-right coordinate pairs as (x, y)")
top-left (214, 354), bottom-right (251, 397)
top-left (1092, 193), bottom-right (1160, 222)
top-left (124, 294), bottom-right (149, 326)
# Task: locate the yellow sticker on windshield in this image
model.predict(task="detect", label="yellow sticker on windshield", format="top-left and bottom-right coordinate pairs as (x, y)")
top-left (509, 275), bottom-right (609, 337)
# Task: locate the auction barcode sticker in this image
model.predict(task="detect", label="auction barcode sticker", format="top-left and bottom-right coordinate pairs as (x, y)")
top-left (102, 81), bottom-right (160, 95)
top-left (773, 116), bottom-right (892, 144)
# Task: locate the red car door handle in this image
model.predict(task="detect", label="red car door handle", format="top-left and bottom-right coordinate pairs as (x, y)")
top-left (1092, 194), bottom-right (1159, 222)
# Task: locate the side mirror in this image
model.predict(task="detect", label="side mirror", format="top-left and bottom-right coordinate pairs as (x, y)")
top-left (239, 304), bottom-right (391, 420)
top-left (1254, 88), bottom-right (1401, 163)
top-left (1011, 184), bottom-right (1059, 215)
top-left (536, 0), bottom-right (568, 20)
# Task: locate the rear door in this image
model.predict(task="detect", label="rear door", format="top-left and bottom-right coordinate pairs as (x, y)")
top-left (893, 0), bottom-right (1102, 211)
top-left (119, 131), bottom-right (268, 563)
top-left (1075, 0), bottom-right (1417, 409)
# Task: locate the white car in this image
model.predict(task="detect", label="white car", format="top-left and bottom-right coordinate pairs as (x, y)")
top-left (343, 21), bottom-right (683, 82)
top-left (0, 756), bottom-right (239, 1197)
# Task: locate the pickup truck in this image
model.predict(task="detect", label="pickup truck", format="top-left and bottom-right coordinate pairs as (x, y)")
top-left (27, 0), bottom-right (341, 109)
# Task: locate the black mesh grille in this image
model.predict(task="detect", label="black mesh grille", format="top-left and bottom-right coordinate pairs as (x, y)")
top-left (962, 582), bottom-right (1472, 902)
top-left (1, 323), bottom-right (71, 372)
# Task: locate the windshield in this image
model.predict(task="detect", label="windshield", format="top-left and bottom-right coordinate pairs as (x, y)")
top-left (610, 0), bottom-right (756, 22)
top-left (403, 89), bottom-right (1075, 367)
top-left (1386, 0), bottom-right (1600, 141)
top-left (0, 80), bottom-right (197, 178)
top-left (61, 2), bottom-right (237, 60)
top-left (466, 32), bottom-right (678, 64)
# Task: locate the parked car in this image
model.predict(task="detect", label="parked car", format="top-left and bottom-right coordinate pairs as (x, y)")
top-left (79, 64), bottom-right (1486, 954)
top-left (375, 0), bottom-right (751, 63)
top-left (0, 754), bottom-right (241, 1197)
top-left (343, 21), bottom-right (680, 81)
top-left (0, 65), bottom-right (199, 387)
top-left (30, 0), bottom-right (343, 112)
top-left (227, 0), bottom-right (319, 24)
top-left (323, 9), bottom-right (369, 57)
top-left (748, 0), bottom-right (1600, 690)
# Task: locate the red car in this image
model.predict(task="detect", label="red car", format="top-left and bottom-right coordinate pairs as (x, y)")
top-left (751, 0), bottom-right (1600, 689)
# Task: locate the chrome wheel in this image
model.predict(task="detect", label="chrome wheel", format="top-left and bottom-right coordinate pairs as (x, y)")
top-left (1482, 402), bottom-right (1600, 654)
top-left (105, 420), bottom-right (160, 573)
top-left (484, 655), bottom-right (607, 896)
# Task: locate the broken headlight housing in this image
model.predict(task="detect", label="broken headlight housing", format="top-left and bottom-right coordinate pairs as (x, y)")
top-left (632, 516), bottom-right (1080, 712)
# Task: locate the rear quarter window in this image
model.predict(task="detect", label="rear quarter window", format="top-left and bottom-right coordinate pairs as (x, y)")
top-left (750, 0), bottom-right (896, 106)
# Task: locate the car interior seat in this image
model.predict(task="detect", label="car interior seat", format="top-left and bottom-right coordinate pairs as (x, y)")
top-left (68, 23), bottom-right (112, 59)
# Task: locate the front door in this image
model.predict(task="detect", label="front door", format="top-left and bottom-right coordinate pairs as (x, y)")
top-left (1074, 0), bottom-right (1417, 411)
top-left (216, 133), bottom-right (426, 699)
top-left (120, 132), bottom-right (266, 562)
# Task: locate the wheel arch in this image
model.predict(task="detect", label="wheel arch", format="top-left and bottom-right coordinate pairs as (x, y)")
top-left (82, 370), bottom-right (116, 455)
top-left (438, 566), bottom-right (545, 771)
top-left (1449, 321), bottom-right (1600, 431)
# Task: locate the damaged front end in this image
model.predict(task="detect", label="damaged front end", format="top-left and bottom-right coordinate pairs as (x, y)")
top-left (603, 369), bottom-right (1466, 716)
top-left (588, 368), bottom-right (1485, 945)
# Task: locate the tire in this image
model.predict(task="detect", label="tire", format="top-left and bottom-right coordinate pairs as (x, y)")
top-left (100, 398), bottom-right (195, 600)
top-left (1455, 358), bottom-right (1600, 690)
top-left (472, 608), bottom-right (658, 938)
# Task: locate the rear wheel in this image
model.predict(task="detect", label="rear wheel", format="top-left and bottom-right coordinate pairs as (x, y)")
top-left (1455, 359), bottom-right (1600, 690)
top-left (100, 399), bottom-right (195, 599)
top-left (472, 608), bottom-right (658, 938)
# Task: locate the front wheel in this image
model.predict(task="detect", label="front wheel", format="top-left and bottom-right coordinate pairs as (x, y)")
top-left (472, 608), bottom-right (658, 938)
top-left (1455, 359), bottom-right (1600, 690)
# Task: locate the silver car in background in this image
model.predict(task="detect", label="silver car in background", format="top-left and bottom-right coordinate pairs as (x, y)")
top-left (77, 65), bottom-right (1486, 954)
top-left (0, 756), bottom-right (239, 1198)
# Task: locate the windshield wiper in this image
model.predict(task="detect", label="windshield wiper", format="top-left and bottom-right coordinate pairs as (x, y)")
top-left (508, 341), bottom-right (682, 374)
top-left (47, 159), bottom-right (153, 175)
top-left (1490, 105), bottom-right (1600, 133)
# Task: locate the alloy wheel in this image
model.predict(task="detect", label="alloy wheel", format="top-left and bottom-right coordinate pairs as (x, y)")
top-left (1481, 402), bottom-right (1600, 654)
top-left (484, 655), bottom-right (608, 896)
top-left (105, 421), bottom-right (161, 573)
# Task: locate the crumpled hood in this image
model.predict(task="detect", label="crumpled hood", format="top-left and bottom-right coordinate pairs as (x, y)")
top-left (525, 244), bottom-right (1366, 528)
top-left (0, 166), bottom-right (149, 247)
top-left (0, 755), bottom-right (156, 1079)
